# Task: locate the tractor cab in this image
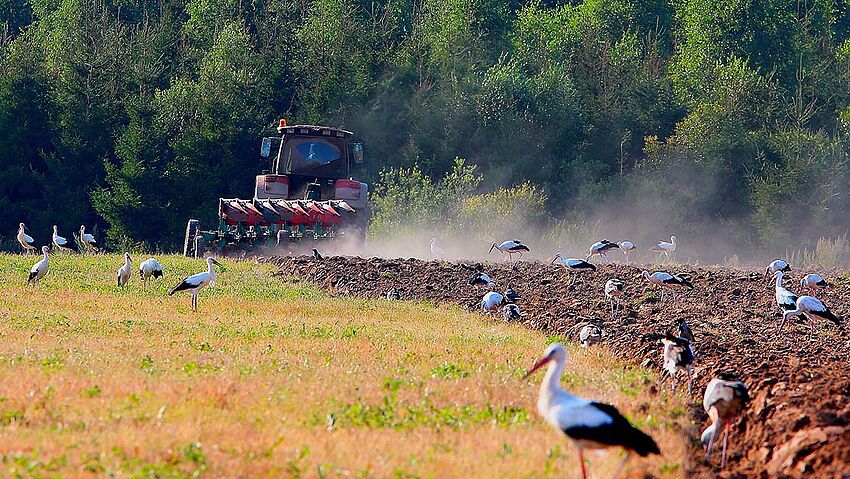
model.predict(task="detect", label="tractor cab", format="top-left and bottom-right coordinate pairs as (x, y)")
top-left (257, 120), bottom-right (365, 206)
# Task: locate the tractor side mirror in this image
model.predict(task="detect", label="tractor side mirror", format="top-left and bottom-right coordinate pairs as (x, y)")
top-left (260, 137), bottom-right (272, 158)
top-left (352, 143), bottom-right (364, 164)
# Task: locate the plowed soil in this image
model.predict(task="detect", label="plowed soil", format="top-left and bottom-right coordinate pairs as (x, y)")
top-left (262, 255), bottom-right (850, 479)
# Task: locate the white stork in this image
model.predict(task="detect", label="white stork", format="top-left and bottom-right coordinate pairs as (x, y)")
top-left (800, 273), bottom-right (828, 293)
top-left (552, 253), bottom-right (596, 285)
top-left (52, 225), bottom-right (76, 253)
top-left (430, 238), bottom-right (446, 260)
top-left (587, 240), bottom-right (619, 262)
top-left (661, 333), bottom-right (694, 395)
top-left (579, 323), bottom-right (603, 347)
top-left (117, 253), bottom-right (132, 287)
top-left (649, 235), bottom-right (676, 259)
top-left (489, 240), bottom-right (530, 263)
top-left (502, 304), bottom-right (521, 322)
top-left (468, 272), bottom-right (495, 289)
top-left (386, 288), bottom-right (400, 301)
top-left (523, 343), bottom-right (660, 479)
top-left (641, 271), bottom-right (693, 301)
top-left (619, 240), bottom-right (636, 261)
top-left (79, 225), bottom-right (99, 253)
top-left (702, 375), bottom-right (749, 468)
top-left (773, 271), bottom-right (798, 312)
top-left (17, 223), bottom-right (37, 255)
top-left (27, 246), bottom-right (50, 285)
top-left (168, 257), bottom-right (225, 311)
top-left (604, 278), bottom-right (625, 316)
top-left (765, 259), bottom-right (791, 278)
top-left (139, 257), bottom-right (164, 288)
top-left (780, 295), bottom-right (841, 337)
top-left (481, 291), bottom-right (505, 311)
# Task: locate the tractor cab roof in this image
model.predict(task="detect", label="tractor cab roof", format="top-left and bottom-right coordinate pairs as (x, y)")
top-left (279, 124), bottom-right (353, 138)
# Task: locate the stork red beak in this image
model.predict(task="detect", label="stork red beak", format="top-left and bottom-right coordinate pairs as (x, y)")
top-left (522, 354), bottom-right (552, 380)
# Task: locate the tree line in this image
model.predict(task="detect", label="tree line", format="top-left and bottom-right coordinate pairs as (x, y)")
top-left (2, 0), bottom-right (850, 253)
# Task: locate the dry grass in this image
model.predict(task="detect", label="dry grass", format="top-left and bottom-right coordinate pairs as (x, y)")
top-left (0, 253), bottom-right (687, 478)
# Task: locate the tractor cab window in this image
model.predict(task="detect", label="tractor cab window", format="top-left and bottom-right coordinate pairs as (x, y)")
top-left (281, 137), bottom-right (347, 178)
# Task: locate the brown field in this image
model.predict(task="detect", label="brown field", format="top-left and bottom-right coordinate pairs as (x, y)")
top-left (0, 254), bottom-right (687, 478)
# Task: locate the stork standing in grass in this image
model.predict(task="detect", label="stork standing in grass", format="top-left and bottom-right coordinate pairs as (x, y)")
top-left (619, 241), bottom-right (636, 262)
top-left (765, 259), bottom-right (791, 278)
top-left (524, 343), bottom-right (660, 479)
top-left (168, 257), bottom-right (225, 312)
top-left (17, 223), bottom-right (36, 256)
top-left (386, 288), bottom-right (400, 301)
top-left (702, 375), bottom-right (749, 469)
top-left (489, 240), bottom-right (530, 263)
top-left (649, 235), bottom-right (677, 260)
top-left (52, 225), bottom-right (75, 253)
top-left (661, 333), bottom-right (694, 395)
top-left (780, 295), bottom-right (841, 337)
top-left (552, 253), bottom-right (596, 285)
top-left (117, 253), bottom-right (132, 287)
top-left (79, 225), bottom-right (99, 253)
top-left (800, 273), bottom-right (828, 293)
top-left (139, 258), bottom-right (164, 289)
top-left (587, 240), bottom-right (619, 263)
top-left (641, 271), bottom-right (693, 301)
top-left (27, 246), bottom-right (50, 285)
top-left (604, 278), bottom-right (625, 316)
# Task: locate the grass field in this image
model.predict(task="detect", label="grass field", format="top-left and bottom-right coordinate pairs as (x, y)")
top-left (0, 254), bottom-right (687, 478)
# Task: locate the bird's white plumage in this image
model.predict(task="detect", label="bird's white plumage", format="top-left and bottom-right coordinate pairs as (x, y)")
top-left (703, 379), bottom-right (740, 411)
top-left (619, 241), bottom-right (636, 252)
top-left (52, 225), bottom-right (70, 249)
top-left (28, 246), bottom-right (50, 284)
top-left (18, 223), bottom-right (36, 253)
top-left (651, 235), bottom-right (677, 255)
top-left (80, 225), bottom-right (98, 251)
top-left (579, 324), bottom-right (603, 347)
top-left (800, 273), bottom-right (826, 290)
top-left (117, 253), bottom-right (132, 287)
top-left (765, 259), bottom-right (790, 276)
top-left (773, 271), bottom-right (797, 310)
top-left (169, 257), bottom-right (223, 311)
top-left (482, 291), bottom-right (504, 311)
top-left (552, 254), bottom-right (594, 270)
top-left (604, 279), bottom-right (624, 297)
top-left (139, 257), bottom-right (163, 286)
top-left (430, 238), bottom-right (446, 259)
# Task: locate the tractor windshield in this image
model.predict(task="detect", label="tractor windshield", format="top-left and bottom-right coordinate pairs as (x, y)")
top-left (281, 136), bottom-right (347, 178)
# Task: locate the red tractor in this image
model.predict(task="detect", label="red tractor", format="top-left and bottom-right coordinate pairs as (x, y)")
top-left (183, 120), bottom-right (368, 257)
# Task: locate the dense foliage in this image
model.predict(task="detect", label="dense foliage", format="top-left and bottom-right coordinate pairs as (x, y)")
top-left (2, 0), bottom-right (850, 252)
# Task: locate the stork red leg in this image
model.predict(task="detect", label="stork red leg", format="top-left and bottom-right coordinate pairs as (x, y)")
top-left (578, 448), bottom-right (587, 479)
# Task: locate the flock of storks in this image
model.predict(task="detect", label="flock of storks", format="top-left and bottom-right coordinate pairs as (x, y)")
top-left (17, 222), bottom-right (842, 477)
top-left (19, 222), bottom-right (227, 312)
top-left (434, 236), bottom-right (840, 478)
